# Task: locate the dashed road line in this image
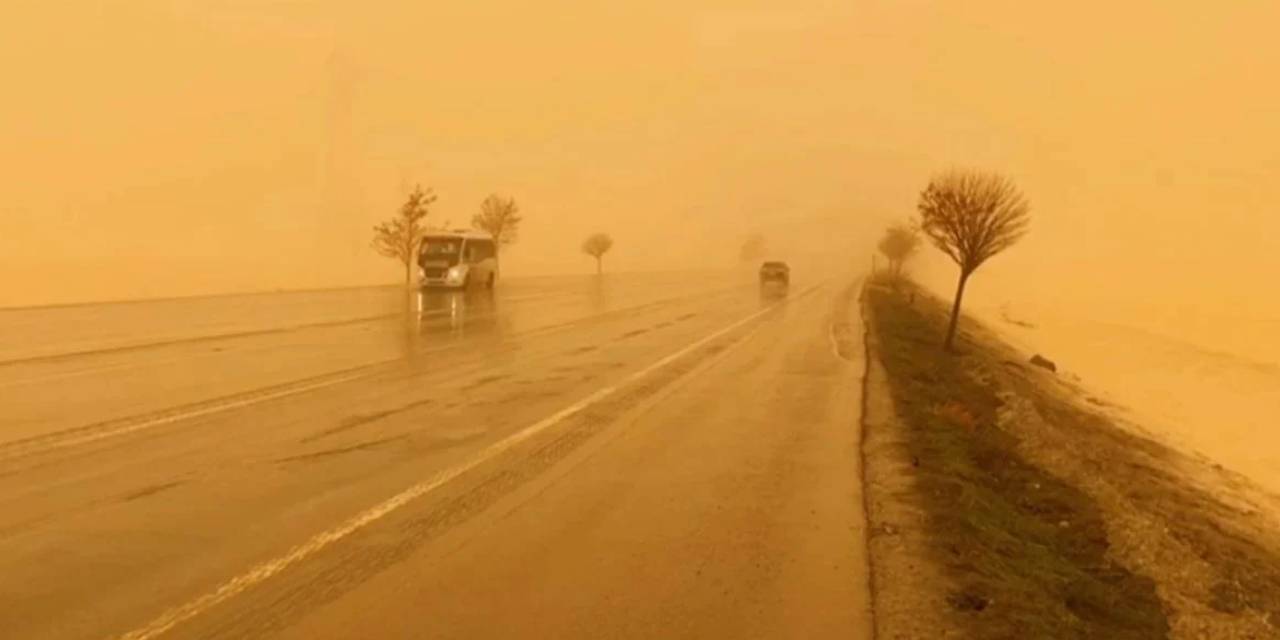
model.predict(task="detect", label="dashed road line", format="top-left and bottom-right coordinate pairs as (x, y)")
top-left (111, 292), bottom-right (797, 640)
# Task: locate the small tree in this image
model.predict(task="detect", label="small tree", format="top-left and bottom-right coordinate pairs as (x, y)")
top-left (372, 185), bottom-right (437, 285)
top-left (918, 169), bottom-right (1030, 350)
top-left (739, 234), bottom-right (766, 264)
top-left (581, 233), bottom-right (614, 275)
top-left (471, 194), bottom-right (522, 255)
top-left (878, 223), bottom-right (921, 276)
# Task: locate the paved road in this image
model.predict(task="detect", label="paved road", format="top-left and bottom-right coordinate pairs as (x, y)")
top-left (0, 272), bottom-right (871, 639)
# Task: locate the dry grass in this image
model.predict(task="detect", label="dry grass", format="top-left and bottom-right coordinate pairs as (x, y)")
top-left (865, 277), bottom-right (1280, 639)
top-left (866, 278), bottom-right (1166, 639)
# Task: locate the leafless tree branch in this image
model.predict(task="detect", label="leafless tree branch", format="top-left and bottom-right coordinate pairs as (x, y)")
top-left (371, 185), bottom-right (437, 285)
top-left (917, 169), bottom-right (1030, 350)
top-left (582, 233), bottom-right (614, 275)
top-left (471, 194), bottom-right (523, 249)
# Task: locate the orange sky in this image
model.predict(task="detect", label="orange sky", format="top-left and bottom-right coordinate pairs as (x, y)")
top-left (3, 1), bottom-right (1278, 323)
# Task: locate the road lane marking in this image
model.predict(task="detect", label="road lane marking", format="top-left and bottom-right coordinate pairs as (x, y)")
top-left (2, 287), bottom-right (756, 462)
top-left (21, 373), bottom-right (373, 457)
top-left (0, 281), bottom-right (742, 370)
top-left (111, 291), bottom-right (801, 640)
top-left (0, 312), bottom-right (414, 369)
top-left (828, 279), bottom-right (864, 362)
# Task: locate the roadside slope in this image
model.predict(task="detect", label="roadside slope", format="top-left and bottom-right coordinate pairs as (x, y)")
top-left (861, 278), bottom-right (1280, 639)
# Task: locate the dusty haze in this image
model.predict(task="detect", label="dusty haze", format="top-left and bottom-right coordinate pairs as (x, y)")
top-left (3, 0), bottom-right (1279, 332)
top-left (4, 5), bottom-right (1280, 637)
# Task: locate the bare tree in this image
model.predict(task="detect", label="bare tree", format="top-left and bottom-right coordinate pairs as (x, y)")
top-left (877, 223), bottom-right (921, 276)
top-left (371, 185), bottom-right (437, 285)
top-left (918, 169), bottom-right (1030, 350)
top-left (739, 234), bottom-right (766, 264)
top-left (471, 194), bottom-right (522, 253)
top-left (581, 233), bottom-right (614, 275)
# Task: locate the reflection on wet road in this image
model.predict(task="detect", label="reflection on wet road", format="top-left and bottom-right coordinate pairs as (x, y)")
top-left (758, 280), bottom-right (791, 307)
top-left (413, 288), bottom-right (505, 338)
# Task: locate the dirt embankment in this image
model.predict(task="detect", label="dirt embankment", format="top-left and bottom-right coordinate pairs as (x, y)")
top-left (860, 278), bottom-right (1280, 639)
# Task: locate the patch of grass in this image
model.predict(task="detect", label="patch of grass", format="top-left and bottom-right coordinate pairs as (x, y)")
top-left (866, 282), bottom-right (1169, 639)
top-left (1017, 375), bottom-right (1280, 628)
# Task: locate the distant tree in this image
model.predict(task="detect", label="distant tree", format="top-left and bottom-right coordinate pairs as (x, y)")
top-left (581, 233), bottom-right (614, 275)
top-left (739, 234), bottom-right (766, 264)
top-left (918, 169), bottom-right (1030, 351)
top-left (878, 223), bottom-right (921, 276)
top-left (372, 185), bottom-right (437, 285)
top-left (471, 194), bottom-right (522, 254)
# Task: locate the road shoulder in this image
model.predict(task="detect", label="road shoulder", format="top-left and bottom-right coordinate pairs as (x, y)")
top-left (861, 276), bottom-right (1280, 639)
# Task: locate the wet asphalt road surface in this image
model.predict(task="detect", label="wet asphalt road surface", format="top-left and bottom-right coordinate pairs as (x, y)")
top-left (0, 271), bottom-right (870, 639)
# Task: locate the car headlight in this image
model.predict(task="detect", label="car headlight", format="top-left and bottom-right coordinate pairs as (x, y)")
top-left (447, 266), bottom-right (464, 280)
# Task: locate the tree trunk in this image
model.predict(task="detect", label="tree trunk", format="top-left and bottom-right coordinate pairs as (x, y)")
top-left (944, 270), bottom-right (970, 351)
top-left (404, 259), bottom-right (412, 286)
top-left (595, 256), bottom-right (602, 275)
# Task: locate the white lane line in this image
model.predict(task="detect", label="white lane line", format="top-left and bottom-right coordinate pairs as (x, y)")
top-left (830, 323), bottom-right (859, 363)
top-left (6, 288), bottom-right (753, 459)
top-left (12, 373), bottom-right (372, 459)
top-left (111, 299), bottom-right (783, 640)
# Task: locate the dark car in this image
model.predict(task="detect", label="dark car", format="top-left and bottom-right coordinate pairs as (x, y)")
top-left (759, 261), bottom-right (790, 286)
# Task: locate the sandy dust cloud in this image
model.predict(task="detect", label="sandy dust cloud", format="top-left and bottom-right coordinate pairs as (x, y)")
top-left (3, 0), bottom-right (1279, 338)
top-left (3, 5), bottom-right (1280, 636)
